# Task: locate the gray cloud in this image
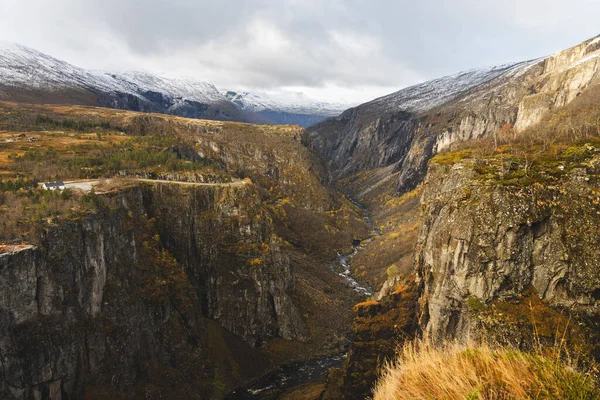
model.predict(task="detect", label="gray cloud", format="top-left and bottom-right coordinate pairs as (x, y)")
top-left (0, 0), bottom-right (599, 103)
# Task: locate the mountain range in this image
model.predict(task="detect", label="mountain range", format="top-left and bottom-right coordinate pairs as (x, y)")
top-left (0, 42), bottom-right (349, 127)
top-left (307, 33), bottom-right (600, 196)
top-left (1, 30), bottom-right (600, 400)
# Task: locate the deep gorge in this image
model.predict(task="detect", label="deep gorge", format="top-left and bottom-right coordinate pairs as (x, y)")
top-left (1, 33), bottom-right (600, 400)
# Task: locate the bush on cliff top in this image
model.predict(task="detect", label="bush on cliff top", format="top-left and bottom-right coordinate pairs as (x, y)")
top-left (373, 340), bottom-right (599, 400)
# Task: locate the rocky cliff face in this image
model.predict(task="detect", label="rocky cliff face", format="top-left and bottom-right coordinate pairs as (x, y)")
top-left (514, 36), bottom-right (600, 130)
top-left (306, 35), bottom-right (600, 197)
top-left (96, 91), bottom-right (246, 122)
top-left (140, 182), bottom-right (307, 345)
top-left (0, 181), bottom-right (306, 399)
top-left (323, 144), bottom-right (600, 398)
top-left (416, 158), bottom-right (600, 345)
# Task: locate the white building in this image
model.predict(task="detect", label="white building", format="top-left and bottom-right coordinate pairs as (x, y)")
top-left (42, 182), bottom-right (66, 191)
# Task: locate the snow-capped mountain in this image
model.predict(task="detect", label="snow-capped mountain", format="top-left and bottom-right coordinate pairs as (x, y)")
top-left (223, 90), bottom-right (352, 126)
top-left (115, 71), bottom-right (227, 105)
top-left (0, 41), bottom-right (243, 121)
top-left (0, 42), bottom-right (118, 92)
top-left (305, 59), bottom-right (544, 181)
top-left (364, 60), bottom-right (539, 114)
top-left (224, 90), bottom-right (352, 127)
top-left (0, 42), bottom-right (354, 126)
top-left (308, 33), bottom-right (600, 196)
top-left (0, 42), bottom-right (230, 103)
top-left (224, 90), bottom-right (349, 116)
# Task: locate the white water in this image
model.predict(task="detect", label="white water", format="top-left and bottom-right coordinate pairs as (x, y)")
top-left (329, 196), bottom-right (378, 297)
top-left (226, 196), bottom-right (377, 398)
top-left (331, 246), bottom-right (374, 297)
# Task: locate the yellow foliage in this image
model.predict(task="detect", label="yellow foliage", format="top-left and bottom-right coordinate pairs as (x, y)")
top-left (374, 339), bottom-right (599, 400)
top-left (248, 258), bottom-right (263, 266)
top-left (353, 300), bottom-right (380, 312)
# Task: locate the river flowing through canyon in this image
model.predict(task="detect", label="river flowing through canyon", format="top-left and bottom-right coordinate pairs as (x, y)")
top-left (226, 196), bottom-right (377, 398)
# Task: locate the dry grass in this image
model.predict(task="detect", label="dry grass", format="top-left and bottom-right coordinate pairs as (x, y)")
top-left (373, 339), bottom-right (599, 400)
top-left (0, 100), bottom-right (302, 134)
top-left (353, 300), bottom-right (380, 312)
top-left (0, 130), bottom-right (133, 174)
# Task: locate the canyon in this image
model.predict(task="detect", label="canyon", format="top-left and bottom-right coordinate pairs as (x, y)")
top-left (0, 33), bottom-right (599, 399)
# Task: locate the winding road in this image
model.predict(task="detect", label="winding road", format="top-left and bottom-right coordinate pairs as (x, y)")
top-left (57, 178), bottom-right (246, 192)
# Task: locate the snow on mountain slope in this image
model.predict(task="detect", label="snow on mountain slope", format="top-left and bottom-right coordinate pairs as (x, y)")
top-left (116, 71), bottom-right (228, 104)
top-left (224, 90), bottom-right (351, 116)
top-left (0, 42), bottom-right (127, 93)
top-left (0, 42), bottom-right (230, 106)
top-left (365, 60), bottom-right (538, 114)
top-left (0, 42), bottom-right (347, 124)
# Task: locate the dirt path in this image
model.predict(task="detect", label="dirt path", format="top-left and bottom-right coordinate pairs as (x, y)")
top-left (136, 178), bottom-right (246, 187)
top-left (57, 178), bottom-right (246, 192)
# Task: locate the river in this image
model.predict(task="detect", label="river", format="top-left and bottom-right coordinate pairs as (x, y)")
top-left (225, 353), bottom-right (347, 399)
top-left (226, 196), bottom-right (376, 399)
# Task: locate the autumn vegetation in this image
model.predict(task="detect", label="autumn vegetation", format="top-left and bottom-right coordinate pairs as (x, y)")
top-left (370, 90), bottom-right (600, 400)
top-left (432, 86), bottom-right (600, 187)
top-left (373, 339), bottom-right (599, 400)
top-left (0, 101), bottom-right (372, 369)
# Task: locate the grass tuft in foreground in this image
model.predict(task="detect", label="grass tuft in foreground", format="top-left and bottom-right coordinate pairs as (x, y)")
top-left (373, 339), bottom-right (599, 400)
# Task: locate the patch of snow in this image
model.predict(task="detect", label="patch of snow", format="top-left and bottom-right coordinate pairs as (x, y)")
top-left (586, 36), bottom-right (600, 48)
top-left (223, 90), bottom-right (351, 116)
top-left (0, 42), bottom-right (129, 94)
top-left (568, 54), bottom-right (600, 70)
top-left (117, 71), bottom-right (228, 104)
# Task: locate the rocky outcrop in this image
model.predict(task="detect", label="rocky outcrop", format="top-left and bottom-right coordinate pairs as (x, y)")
top-left (323, 145), bottom-right (600, 397)
top-left (0, 182), bottom-right (306, 399)
top-left (312, 35), bottom-right (600, 399)
top-left (416, 160), bottom-right (600, 346)
top-left (140, 182), bottom-right (307, 345)
top-left (307, 35), bottom-right (600, 198)
top-left (0, 191), bottom-right (203, 399)
top-left (515, 36), bottom-right (600, 130)
top-left (321, 278), bottom-right (419, 400)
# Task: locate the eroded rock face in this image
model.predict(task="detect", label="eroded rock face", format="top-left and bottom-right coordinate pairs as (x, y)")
top-left (0, 191), bottom-right (192, 399)
top-left (515, 37), bottom-right (600, 131)
top-left (416, 162), bottom-right (600, 342)
top-left (325, 155), bottom-right (600, 398)
top-left (0, 182), bottom-right (306, 399)
top-left (307, 35), bottom-right (600, 197)
top-left (314, 36), bottom-right (600, 399)
top-left (140, 182), bottom-right (307, 345)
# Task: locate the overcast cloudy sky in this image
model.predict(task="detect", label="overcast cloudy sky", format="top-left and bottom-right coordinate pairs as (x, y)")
top-left (0, 0), bottom-right (598, 104)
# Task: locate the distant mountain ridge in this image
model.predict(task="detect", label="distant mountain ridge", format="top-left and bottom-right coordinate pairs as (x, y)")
top-left (306, 34), bottom-right (600, 196)
top-left (0, 42), bottom-right (347, 126)
top-left (224, 90), bottom-right (350, 126)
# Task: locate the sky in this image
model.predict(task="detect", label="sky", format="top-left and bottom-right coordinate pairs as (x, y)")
top-left (0, 0), bottom-right (599, 105)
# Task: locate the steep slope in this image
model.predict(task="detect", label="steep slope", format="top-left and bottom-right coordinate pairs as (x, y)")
top-left (321, 85), bottom-right (600, 399)
top-left (0, 102), bottom-right (372, 399)
top-left (224, 90), bottom-right (349, 127)
top-left (306, 34), bottom-right (600, 197)
top-left (0, 183), bottom-right (299, 398)
top-left (316, 36), bottom-right (600, 399)
top-left (417, 152), bottom-right (600, 345)
top-left (0, 42), bottom-right (245, 121)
